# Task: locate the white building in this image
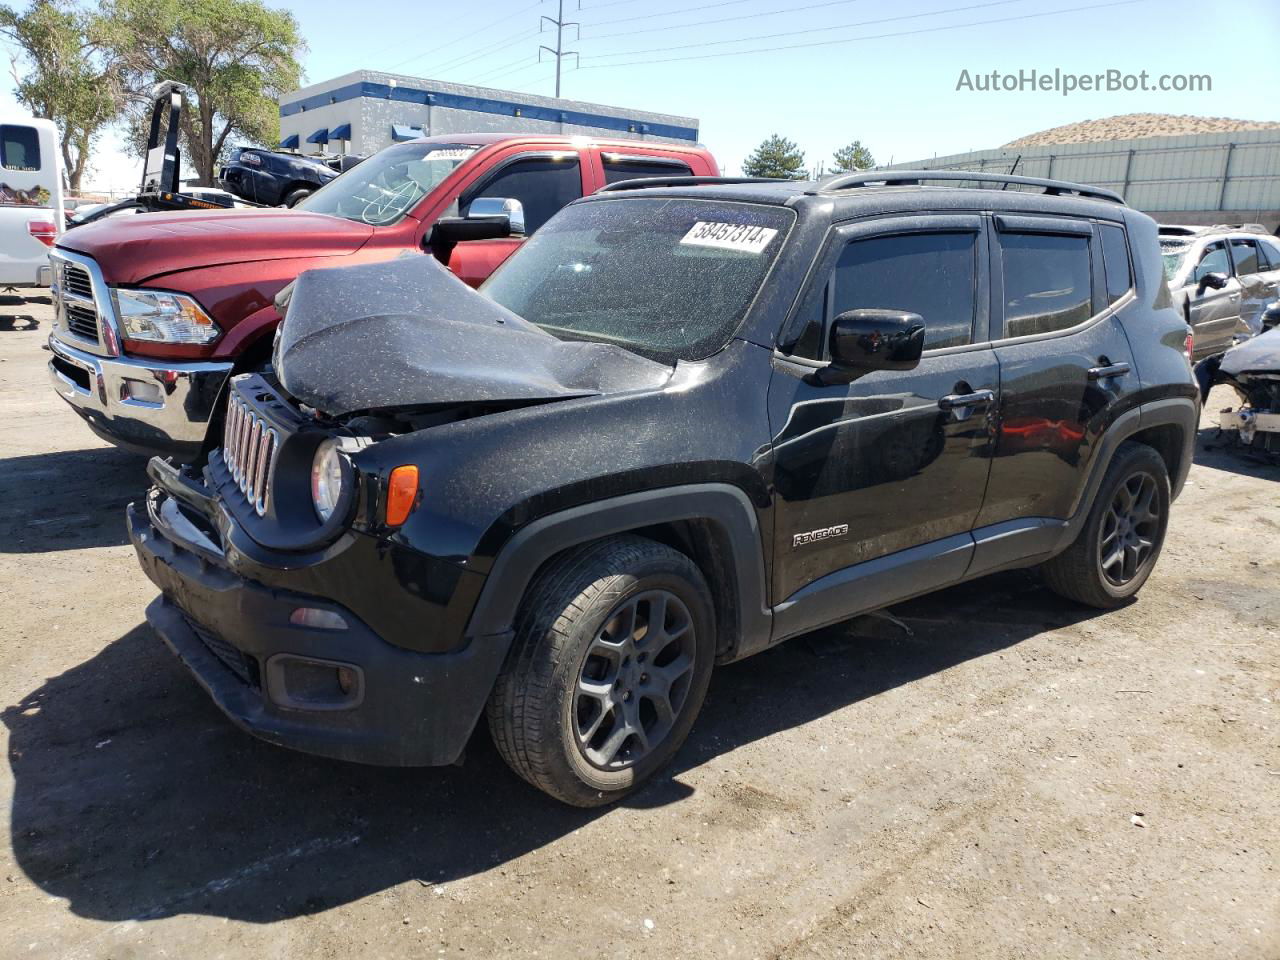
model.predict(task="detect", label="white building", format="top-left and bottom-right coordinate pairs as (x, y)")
top-left (278, 69), bottom-right (700, 158)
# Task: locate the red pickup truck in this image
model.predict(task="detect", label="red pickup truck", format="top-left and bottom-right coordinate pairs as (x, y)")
top-left (47, 133), bottom-right (718, 460)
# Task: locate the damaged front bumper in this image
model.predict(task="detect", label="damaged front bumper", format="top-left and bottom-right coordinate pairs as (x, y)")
top-left (1217, 406), bottom-right (1280, 455)
top-left (128, 460), bottom-right (512, 766)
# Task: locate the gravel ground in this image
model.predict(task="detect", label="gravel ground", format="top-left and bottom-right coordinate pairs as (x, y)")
top-left (1, 298), bottom-right (1277, 959)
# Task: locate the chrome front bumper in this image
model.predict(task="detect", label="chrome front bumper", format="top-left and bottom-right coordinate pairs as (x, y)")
top-left (48, 333), bottom-right (233, 460)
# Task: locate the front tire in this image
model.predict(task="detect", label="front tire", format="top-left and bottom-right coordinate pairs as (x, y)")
top-left (486, 535), bottom-right (716, 807)
top-left (1041, 441), bottom-right (1170, 608)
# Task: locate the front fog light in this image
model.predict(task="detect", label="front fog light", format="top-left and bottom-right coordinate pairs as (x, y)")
top-left (310, 439), bottom-right (345, 522)
top-left (112, 288), bottom-right (220, 344)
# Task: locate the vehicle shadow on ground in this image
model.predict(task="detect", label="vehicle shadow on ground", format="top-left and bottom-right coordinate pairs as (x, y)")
top-left (0, 313), bottom-right (39, 330)
top-left (0, 447), bottom-right (149, 554)
top-left (1193, 426), bottom-right (1279, 481)
top-left (3, 569), bottom-right (1106, 925)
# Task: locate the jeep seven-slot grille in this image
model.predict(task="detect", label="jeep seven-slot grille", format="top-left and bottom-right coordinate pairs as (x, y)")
top-left (59, 261), bottom-right (100, 344)
top-left (223, 390), bottom-right (279, 516)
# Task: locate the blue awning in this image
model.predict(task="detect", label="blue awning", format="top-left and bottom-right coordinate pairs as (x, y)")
top-left (278, 133), bottom-right (300, 149)
top-left (306, 128), bottom-right (329, 145)
top-left (391, 124), bottom-right (424, 142)
top-left (329, 123), bottom-right (351, 141)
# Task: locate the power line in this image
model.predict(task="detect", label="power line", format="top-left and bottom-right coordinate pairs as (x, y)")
top-left (426, 27), bottom-right (540, 76)
top-left (581, 0), bottom-right (1029, 57)
top-left (583, 0), bottom-right (756, 29)
top-left (381, 0), bottom-right (542, 72)
top-left (575, 0), bottom-right (1147, 70)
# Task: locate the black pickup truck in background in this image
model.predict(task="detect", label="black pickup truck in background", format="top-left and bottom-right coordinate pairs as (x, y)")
top-left (219, 147), bottom-right (362, 207)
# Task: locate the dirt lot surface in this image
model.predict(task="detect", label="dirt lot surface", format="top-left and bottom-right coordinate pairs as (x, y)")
top-left (1, 297), bottom-right (1277, 959)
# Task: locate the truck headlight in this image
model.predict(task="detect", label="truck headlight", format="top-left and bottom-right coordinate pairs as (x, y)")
top-left (112, 288), bottom-right (221, 344)
top-left (311, 439), bottom-right (346, 523)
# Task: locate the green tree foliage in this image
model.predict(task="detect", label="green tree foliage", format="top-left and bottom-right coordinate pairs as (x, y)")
top-left (742, 134), bottom-right (807, 180)
top-left (0, 0), bottom-right (123, 193)
top-left (831, 140), bottom-right (875, 174)
top-left (101, 0), bottom-right (304, 184)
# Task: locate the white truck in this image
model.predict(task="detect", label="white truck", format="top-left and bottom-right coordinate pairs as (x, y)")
top-left (0, 116), bottom-right (63, 287)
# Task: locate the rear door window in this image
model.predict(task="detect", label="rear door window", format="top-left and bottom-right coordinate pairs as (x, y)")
top-left (999, 232), bottom-right (1093, 337)
top-left (461, 155), bottom-right (582, 234)
top-left (1098, 223), bottom-right (1133, 305)
top-left (603, 156), bottom-right (693, 184)
top-left (1229, 239), bottom-right (1260, 277)
top-left (830, 231), bottom-right (978, 350)
top-left (0, 125), bottom-right (40, 171)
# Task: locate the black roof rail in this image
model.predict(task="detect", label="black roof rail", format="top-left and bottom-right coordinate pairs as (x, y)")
top-left (808, 169), bottom-right (1125, 205)
top-left (595, 175), bottom-right (786, 194)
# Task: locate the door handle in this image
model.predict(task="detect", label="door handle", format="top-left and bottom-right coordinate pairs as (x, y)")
top-left (1087, 361), bottom-right (1131, 380)
top-left (938, 389), bottom-right (995, 411)
top-left (1228, 293), bottom-right (1240, 301)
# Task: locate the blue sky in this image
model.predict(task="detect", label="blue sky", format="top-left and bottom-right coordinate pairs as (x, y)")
top-left (3, 0), bottom-right (1278, 190)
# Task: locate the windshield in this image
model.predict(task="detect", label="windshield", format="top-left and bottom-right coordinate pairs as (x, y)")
top-left (296, 142), bottom-right (477, 226)
top-left (1160, 242), bottom-right (1189, 282)
top-left (480, 197), bottom-right (794, 364)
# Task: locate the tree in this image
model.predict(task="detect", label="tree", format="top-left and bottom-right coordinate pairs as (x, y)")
top-left (831, 140), bottom-right (875, 174)
top-left (0, 0), bottom-right (123, 193)
top-left (101, 0), bottom-right (304, 185)
top-left (742, 134), bottom-right (807, 180)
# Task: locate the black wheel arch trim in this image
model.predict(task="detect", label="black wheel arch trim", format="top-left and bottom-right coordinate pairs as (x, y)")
top-left (1051, 395), bottom-right (1196, 554)
top-left (464, 483), bottom-right (772, 661)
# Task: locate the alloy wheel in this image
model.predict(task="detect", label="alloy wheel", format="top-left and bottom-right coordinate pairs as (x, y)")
top-left (1099, 471), bottom-right (1161, 586)
top-left (573, 590), bottom-right (697, 770)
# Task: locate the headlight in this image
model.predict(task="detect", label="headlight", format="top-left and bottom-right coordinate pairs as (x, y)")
top-left (310, 439), bottom-right (345, 523)
top-left (112, 288), bottom-right (220, 344)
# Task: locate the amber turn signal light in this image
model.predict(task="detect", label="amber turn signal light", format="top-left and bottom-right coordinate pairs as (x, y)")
top-left (385, 465), bottom-right (419, 527)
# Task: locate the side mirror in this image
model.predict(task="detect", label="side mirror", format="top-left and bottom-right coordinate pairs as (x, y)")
top-left (468, 196), bottom-right (526, 236)
top-left (1197, 271), bottom-right (1229, 293)
top-left (1263, 301), bottom-right (1280, 331)
top-left (821, 309), bottom-right (925, 383)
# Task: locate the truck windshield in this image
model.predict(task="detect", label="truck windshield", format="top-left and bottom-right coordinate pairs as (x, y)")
top-left (296, 142), bottom-right (478, 226)
top-left (481, 197), bottom-right (794, 364)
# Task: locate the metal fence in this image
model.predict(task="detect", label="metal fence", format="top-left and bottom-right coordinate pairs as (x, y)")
top-left (885, 130), bottom-right (1280, 219)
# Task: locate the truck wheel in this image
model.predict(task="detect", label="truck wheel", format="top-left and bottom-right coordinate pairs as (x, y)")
top-left (1041, 441), bottom-right (1170, 608)
top-left (487, 535), bottom-right (716, 807)
top-left (283, 188), bottom-right (312, 207)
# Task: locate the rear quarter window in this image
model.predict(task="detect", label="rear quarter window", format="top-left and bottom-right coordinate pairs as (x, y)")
top-left (1098, 223), bottom-right (1133, 305)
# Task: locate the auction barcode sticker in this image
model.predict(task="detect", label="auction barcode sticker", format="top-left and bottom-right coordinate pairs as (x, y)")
top-left (680, 221), bottom-right (778, 254)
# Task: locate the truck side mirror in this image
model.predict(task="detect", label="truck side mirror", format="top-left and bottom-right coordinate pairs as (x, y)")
top-left (818, 309), bottom-right (925, 384)
top-left (1197, 271), bottom-right (1229, 294)
top-left (467, 197), bottom-right (526, 236)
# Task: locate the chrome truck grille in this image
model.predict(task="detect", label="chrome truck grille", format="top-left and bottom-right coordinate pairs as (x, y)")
top-left (54, 259), bottom-right (100, 344)
top-left (223, 390), bottom-right (279, 516)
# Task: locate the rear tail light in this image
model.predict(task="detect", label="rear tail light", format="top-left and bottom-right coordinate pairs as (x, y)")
top-left (1183, 329), bottom-right (1194, 361)
top-left (27, 220), bottom-right (56, 247)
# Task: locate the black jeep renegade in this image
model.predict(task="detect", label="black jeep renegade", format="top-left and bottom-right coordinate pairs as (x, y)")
top-left (130, 171), bottom-right (1199, 806)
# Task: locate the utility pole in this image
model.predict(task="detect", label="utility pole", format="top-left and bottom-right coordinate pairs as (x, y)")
top-left (539, 0), bottom-right (579, 98)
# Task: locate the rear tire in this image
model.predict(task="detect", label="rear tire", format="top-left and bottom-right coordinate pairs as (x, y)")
top-left (486, 535), bottom-right (715, 807)
top-left (1041, 441), bottom-right (1170, 608)
top-left (282, 188), bottom-right (312, 207)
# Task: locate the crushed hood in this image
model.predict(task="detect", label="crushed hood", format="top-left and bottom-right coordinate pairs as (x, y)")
top-left (1220, 327), bottom-right (1280, 378)
top-left (57, 209), bottom-right (375, 285)
top-left (276, 255), bottom-right (671, 417)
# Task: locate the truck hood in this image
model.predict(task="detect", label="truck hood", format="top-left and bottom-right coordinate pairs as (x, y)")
top-left (57, 209), bottom-right (375, 284)
top-left (1220, 327), bottom-right (1280, 378)
top-left (276, 255), bottom-right (671, 417)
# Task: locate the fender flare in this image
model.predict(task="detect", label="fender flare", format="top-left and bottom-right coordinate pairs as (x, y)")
top-left (1052, 395), bottom-right (1198, 552)
top-left (464, 483), bottom-right (772, 658)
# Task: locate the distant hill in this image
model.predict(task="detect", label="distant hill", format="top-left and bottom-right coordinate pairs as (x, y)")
top-left (1003, 113), bottom-right (1280, 148)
